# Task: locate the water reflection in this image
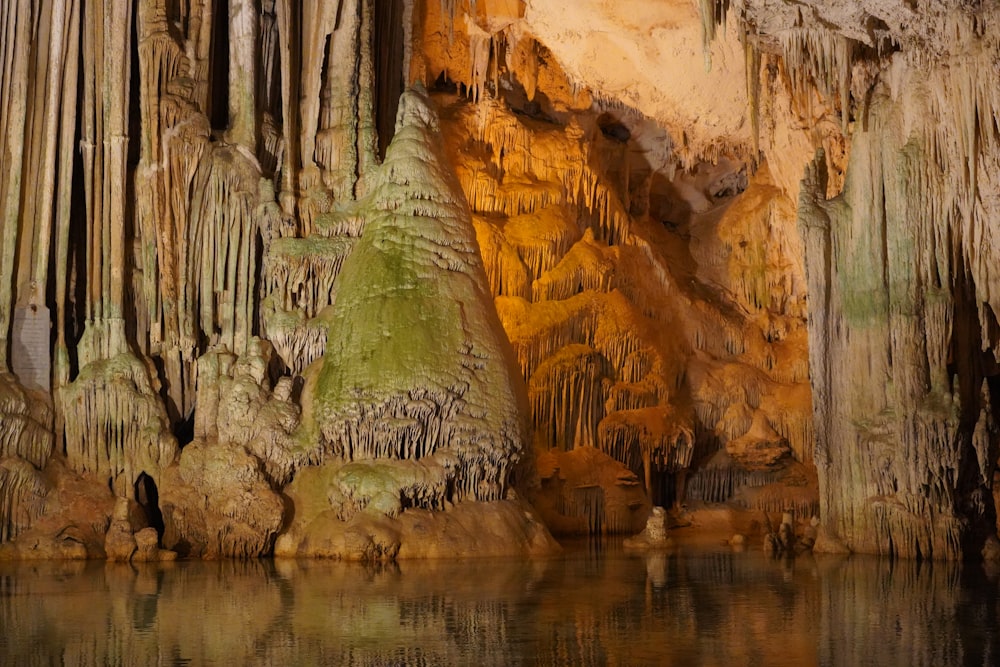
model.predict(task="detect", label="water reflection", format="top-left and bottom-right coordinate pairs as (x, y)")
top-left (0, 546), bottom-right (997, 666)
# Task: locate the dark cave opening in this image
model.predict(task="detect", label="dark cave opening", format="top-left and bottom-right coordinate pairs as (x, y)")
top-left (208, 0), bottom-right (230, 133)
top-left (647, 469), bottom-right (681, 510)
top-left (373, 0), bottom-right (405, 160)
top-left (135, 472), bottom-right (165, 538)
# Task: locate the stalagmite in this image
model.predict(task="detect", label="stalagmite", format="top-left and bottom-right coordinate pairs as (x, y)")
top-left (312, 86), bottom-right (527, 504)
top-left (158, 340), bottom-right (297, 557)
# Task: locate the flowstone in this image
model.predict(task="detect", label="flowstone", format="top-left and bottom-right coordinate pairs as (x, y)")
top-left (280, 87), bottom-right (556, 558)
top-left (312, 87), bottom-right (528, 495)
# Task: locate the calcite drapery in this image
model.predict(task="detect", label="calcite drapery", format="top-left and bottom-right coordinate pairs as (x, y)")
top-left (726, 2), bottom-right (1000, 558)
top-left (432, 85), bottom-right (813, 523)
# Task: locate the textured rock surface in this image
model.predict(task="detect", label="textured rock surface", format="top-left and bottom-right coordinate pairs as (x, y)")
top-left (531, 446), bottom-right (650, 535)
top-left (159, 440), bottom-right (285, 559)
top-left (427, 31), bottom-right (813, 532)
top-left (1, 0), bottom-right (999, 560)
top-left (311, 88), bottom-right (528, 503)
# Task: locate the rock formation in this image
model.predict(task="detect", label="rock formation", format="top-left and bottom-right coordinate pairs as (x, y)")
top-left (0, 0), bottom-right (999, 560)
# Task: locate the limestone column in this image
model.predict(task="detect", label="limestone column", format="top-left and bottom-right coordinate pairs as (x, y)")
top-left (228, 0), bottom-right (259, 151)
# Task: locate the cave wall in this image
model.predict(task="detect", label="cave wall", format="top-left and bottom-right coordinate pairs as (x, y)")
top-left (791, 6), bottom-right (1000, 559)
top-left (0, 0), bottom-right (997, 558)
top-left (416, 0), bottom-right (817, 532)
top-left (0, 0), bottom-right (560, 560)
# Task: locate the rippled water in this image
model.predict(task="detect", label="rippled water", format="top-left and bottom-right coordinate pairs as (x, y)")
top-left (1, 541), bottom-right (998, 666)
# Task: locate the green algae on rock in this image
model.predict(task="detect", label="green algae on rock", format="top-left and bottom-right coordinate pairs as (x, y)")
top-left (312, 87), bottom-right (529, 505)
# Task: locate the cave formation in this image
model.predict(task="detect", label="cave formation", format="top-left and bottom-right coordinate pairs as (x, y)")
top-left (0, 0), bottom-right (998, 561)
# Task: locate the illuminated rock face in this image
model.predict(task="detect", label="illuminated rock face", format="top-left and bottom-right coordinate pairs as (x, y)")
top-left (424, 5), bottom-right (814, 535)
top-left (0, 0), bottom-right (999, 559)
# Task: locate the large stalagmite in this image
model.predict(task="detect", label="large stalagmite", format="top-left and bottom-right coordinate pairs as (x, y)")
top-left (277, 87), bottom-right (556, 559)
top-left (313, 87), bottom-right (527, 498)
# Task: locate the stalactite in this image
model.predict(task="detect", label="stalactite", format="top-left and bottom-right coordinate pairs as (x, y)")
top-left (778, 28), bottom-right (855, 133)
top-left (24, 0), bottom-right (75, 315)
top-left (681, 300), bottom-right (750, 360)
top-left (504, 28), bottom-right (539, 102)
top-left (696, 0), bottom-right (728, 71)
top-left (61, 346), bottom-right (177, 497)
top-left (0, 0), bottom-right (33, 372)
top-left (259, 1), bottom-right (281, 119)
top-left (0, 373), bottom-right (54, 469)
top-left (471, 216), bottom-right (532, 299)
top-left (449, 100), bottom-right (632, 246)
top-left (261, 236), bottom-right (355, 374)
top-left (757, 387), bottom-right (813, 463)
top-left (135, 0), bottom-right (212, 420)
top-left (263, 237), bottom-right (355, 318)
top-left (186, 144), bottom-right (262, 355)
top-left (503, 205), bottom-right (581, 282)
top-left (597, 408), bottom-right (695, 485)
top-left (532, 230), bottom-right (614, 302)
top-left (0, 458), bottom-right (49, 543)
top-left (528, 345), bottom-right (612, 452)
top-left (685, 452), bottom-right (779, 504)
top-left (298, 0), bottom-right (339, 178)
top-left (743, 27), bottom-right (762, 156)
top-left (466, 18), bottom-right (491, 102)
top-left (539, 445), bottom-right (648, 535)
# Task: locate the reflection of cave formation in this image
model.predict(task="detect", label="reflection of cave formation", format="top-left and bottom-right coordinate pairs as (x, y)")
top-left (0, 1), bottom-right (999, 560)
top-left (3, 554), bottom-right (995, 664)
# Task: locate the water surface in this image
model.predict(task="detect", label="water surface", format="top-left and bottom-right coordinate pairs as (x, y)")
top-left (1, 541), bottom-right (997, 666)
